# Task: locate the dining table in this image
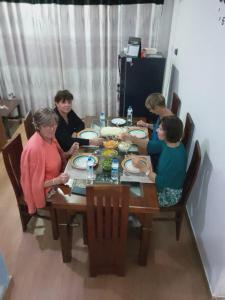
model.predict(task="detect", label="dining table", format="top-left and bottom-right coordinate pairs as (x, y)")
top-left (51, 116), bottom-right (159, 266)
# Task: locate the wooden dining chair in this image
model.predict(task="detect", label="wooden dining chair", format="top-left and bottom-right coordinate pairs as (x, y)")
top-left (24, 111), bottom-right (35, 139)
top-left (154, 140), bottom-right (201, 241)
top-left (2, 134), bottom-right (59, 239)
top-left (86, 184), bottom-right (129, 277)
top-left (181, 113), bottom-right (194, 151)
top-left (171, 92), bottom-right (181, 116)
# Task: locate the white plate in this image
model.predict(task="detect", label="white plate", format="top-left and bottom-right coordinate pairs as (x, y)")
top-left (122, 158), bottom-right (146, 174)
top-left (111, 118), bottom-right (126, 126)
top-left (77, 129), bottom-right (99, 139)
top-left (128, 128), bottom-right (147, 139)
top-left (71, 155), bottom-right (98, 170)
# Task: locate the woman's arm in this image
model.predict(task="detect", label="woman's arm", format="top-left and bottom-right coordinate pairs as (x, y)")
top-left (132, 155), bottom-right (156, 182)
top-left (137, 120), bottom-right (153, 130)
top-left (63, 142), bottom-right (79, 159)
top-left (119, 132), bottom-right (148, 154)
top-left (44, 173), bottom-right (69, 188)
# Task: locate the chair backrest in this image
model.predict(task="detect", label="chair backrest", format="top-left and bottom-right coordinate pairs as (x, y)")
top-left (0, 116), bottom-right (7, 151)
top-left (180, 140), bottom-right (201, 206)
top-left (86, 184), bottom-right (129, 276)
top-left (171, 92), bottom-right (181, 116)
top-left (182, 113), bottom-right (194, 150)
top-left (24, 111), bottom-right (35, 139)
top-left (2, 134), bottom-right (23, 198)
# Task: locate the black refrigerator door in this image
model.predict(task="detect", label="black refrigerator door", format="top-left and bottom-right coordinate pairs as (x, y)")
top-left (119, 56), bottom-right (165, 123)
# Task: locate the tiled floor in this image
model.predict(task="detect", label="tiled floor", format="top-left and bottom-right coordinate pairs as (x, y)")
top-left (0, 124), bottom-right (212, 300)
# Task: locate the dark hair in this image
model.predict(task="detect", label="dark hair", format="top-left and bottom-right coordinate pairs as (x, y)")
top-left (33, 108), bottom-right (58, 131)
top-left (54, 90), bottom-right (73, 103)
top-left (145, 93), bottom-right (166, 110)
top-left (160, 116), bottom-right (183, 143)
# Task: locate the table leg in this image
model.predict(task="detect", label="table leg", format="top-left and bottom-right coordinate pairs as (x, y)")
top-left (2, 117), bottom-right (11, 138)
top-left (56, 209), bottom-right (73, 263)
top-left (138, 214), bottom-right (152, 266)
top-left (17, 104), bottom-right (22, 124)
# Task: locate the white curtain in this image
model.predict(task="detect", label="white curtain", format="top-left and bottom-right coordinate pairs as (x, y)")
top-left (0, 2), bottom-right (162, 117)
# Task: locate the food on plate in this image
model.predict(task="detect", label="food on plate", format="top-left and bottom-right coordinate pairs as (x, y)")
top-left (101, 158), bottom-right (113, 172)
top-left (102, 149), bottom-right (118, 157)
top-left (111, 118), bottom-right (126, 126)
top-left (118, 141), bottom-right (131, 152)
top-left (100, 126), bottom-right (126, 137)
top-left (103, 140), bottom-right (118, 149)
top-left (128, 128), bottom-right (147, 139)
top-left (121, 157), bottom-right (147, 174)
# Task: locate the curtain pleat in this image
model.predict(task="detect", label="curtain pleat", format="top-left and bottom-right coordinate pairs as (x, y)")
top-left (0, 2), bottom-right (162, 116)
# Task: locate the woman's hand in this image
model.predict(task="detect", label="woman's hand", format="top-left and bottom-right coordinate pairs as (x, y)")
top-left (118, 132), bottom-right (132, 142)
top-left (132, 156), bottom-right (153, 174)
top-left (132, 156), bottom-right (148, 173)
top-left (90, 137), bottom-right (104, 146)
top-left (137, 120), bottom-right (147, 128)
top-left (44, 173), bottom-right (70, 188)
top-left (56, 173), bottom-right (70, 185)
top-left (68, 142), bottom-right (79, 156)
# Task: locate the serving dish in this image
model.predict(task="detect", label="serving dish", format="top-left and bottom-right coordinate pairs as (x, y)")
top-left (118, 142), bottom-right (131, 152)
top-left (100, 127), bottom-right (126, 137)
top-left (111, 118), bottom-right (126, 126)
top-left (103, 140), bottom-right (118, 149)
top-left (102, 149), bottom-right (118, 157)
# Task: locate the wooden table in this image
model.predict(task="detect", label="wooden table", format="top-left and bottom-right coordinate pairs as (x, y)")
top-left (51, 182), bottom-right (159, 266)
top-left (0, 98), bottom-right (22, 137)
top-left (52, 115), bottom-right (157, 265)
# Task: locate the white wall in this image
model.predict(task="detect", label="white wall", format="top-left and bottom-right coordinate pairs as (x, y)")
top-left (157, 0), bottom-right (174, 57)
top-left (165, 0), bottom-right (225, 297)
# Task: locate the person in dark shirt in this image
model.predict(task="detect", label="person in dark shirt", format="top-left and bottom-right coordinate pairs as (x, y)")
top-left (54, 90), bottom-right (103, 151)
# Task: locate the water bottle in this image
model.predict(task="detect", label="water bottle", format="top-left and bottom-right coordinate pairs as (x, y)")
top-left (111, 158), bottom-right (119, 183)
top-left (99, 112), bottom-right (106, 128)
top-left (127, 106), bottom-right (133, 126)
top-left (87, 156), bottom-right (94, 181)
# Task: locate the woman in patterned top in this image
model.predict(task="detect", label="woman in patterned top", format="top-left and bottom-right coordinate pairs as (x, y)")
top-left (122, 116), bottom-right (187, 207)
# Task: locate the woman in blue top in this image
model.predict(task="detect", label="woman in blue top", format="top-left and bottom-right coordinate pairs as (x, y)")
top-left (137, 93), bottom-right (173, 169)
top-left (128, 116), bottom-right (187, 207)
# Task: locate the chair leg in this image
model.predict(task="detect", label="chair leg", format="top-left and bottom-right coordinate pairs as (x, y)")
top-left (82, 214), bottom-right (88, 245)
top-left (18, 205), bottom-right (32, 231)
top-left (49, 207), bottom-right (59, 240)
top-left (175, 212), bottom-right (184, 241)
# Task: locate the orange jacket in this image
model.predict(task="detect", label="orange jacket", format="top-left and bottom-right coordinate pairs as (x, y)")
top-left (20, 132), bottom-right (65, 214)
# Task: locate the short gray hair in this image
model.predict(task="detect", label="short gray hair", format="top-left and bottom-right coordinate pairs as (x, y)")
top-left (145, 93), bottom-right (166, 110)
top-left (33, 108), bottom-right (58, 130)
